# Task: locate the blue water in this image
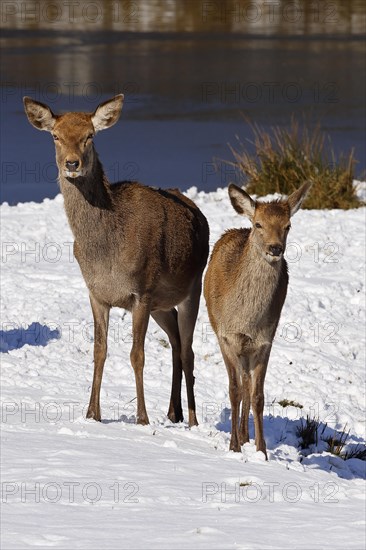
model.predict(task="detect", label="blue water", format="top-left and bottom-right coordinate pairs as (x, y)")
top-left (1, 25), bottom-right (365, 204)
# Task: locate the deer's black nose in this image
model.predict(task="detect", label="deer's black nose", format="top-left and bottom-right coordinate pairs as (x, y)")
top-left (269, 245), bottom-right (283, 256)
top-left (65, 160), bottom-right (80, 171)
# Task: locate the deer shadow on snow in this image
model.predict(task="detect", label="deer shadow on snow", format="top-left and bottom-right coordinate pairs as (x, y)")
top-left (0, 322), bottom-right (60, 353)
top-left (216, 406), bottom-right (366, 480)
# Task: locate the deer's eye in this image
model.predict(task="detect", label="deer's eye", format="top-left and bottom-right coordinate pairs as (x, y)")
top-left (52, 134), bottom-right (59, 141)
top-left (255, 222), bottom-right (262, 229)
top-left (285, 224), bottom-right (291, 231)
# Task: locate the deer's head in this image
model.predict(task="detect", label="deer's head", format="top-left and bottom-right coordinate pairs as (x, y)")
top-left (228, 182), bottom-right (312, 263)
top-left (23, 95), bottom-right (124, 179)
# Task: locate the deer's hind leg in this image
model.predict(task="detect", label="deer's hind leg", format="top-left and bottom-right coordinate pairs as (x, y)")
top-left (177, 278), bottom-right (203, 427)
top-left (151, 308), bottom-right (183, 423)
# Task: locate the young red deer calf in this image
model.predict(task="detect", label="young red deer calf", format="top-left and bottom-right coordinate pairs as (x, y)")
top-left (204, 182), bottom-right (311, 458)
top-left (24, 95), bottom-right (209, 427)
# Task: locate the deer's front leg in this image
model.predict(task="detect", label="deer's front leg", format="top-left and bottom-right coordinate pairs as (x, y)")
top-left (220, 341), bottom-right (242, 452)
top-left (239, 357), bottom-right (251, 446)
top-left (131, 297), bottom-right (151, 425)
top-left (87, 294), bottom-right (110, 421)
top-left (250, 346), bottom-right (270, 460)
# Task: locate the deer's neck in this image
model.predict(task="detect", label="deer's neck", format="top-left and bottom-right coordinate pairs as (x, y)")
top-left (59, 152), bottom-right (114, 246)
top-left (234, 234), bottom-right (284, 329)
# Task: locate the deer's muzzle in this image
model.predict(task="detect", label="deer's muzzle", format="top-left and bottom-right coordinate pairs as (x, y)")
top-left (64, 159), bottom-right (83, 178)
top-left (265, 244), bottom-right (284, 262)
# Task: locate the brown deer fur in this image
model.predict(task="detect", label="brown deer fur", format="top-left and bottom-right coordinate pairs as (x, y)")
top-left (24, 94), bottom-right (209, 427)
top-left (204, 182), bottom-right (311, 458)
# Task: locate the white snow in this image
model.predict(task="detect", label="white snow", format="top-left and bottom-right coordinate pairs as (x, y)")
top-left (1, 187), bottom-right (365, 549)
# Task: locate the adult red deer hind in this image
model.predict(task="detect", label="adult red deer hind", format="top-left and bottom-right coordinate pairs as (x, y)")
top-left (204, 182), bottom-right (311, 458)
top-left (24, 94), bottom-right (209, 427)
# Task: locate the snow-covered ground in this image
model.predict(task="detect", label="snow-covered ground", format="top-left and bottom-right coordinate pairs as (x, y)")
top-left (1, 187), bottom-right (365, 549)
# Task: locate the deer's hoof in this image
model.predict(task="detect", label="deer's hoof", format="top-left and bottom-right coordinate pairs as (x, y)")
top-left (167, 410), bottom-right (184, 424)
top-left (188, 415), bottom-right (199, 428)
top-left (239, 435), bottom-right (250, 446)
top-left (229, 439), bottom-right (242, 453)
top-left (136, 415), bottom-right (149, 426)
top-left (86, 408), bottom-right (101, 422)
top-left (256, 442), bottom-right (268, 460)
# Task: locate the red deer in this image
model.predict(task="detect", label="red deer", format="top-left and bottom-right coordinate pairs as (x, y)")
top-left (204, 182), bottom-right (311, 458)
top-left (24, 94), bottom-right (209, 427)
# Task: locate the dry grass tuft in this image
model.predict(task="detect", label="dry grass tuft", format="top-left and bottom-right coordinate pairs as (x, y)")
top-left (229, 116), bottom-right (362, 209)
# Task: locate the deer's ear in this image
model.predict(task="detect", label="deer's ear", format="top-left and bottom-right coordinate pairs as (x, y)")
top-left (92, 94), bottom-right (124, 132)
top-left (288, 181), bottom-right (313, 216)
top-left (23, 97), bottom-right (56, 131)
top-left (228, 184), bottom-right (256, 221)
